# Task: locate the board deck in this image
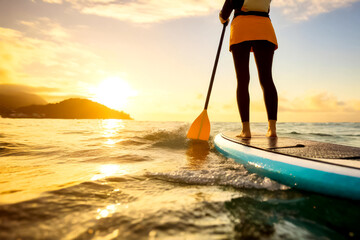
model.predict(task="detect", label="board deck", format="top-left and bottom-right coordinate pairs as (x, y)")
top-left (222, 132), bottom-right (360, 169)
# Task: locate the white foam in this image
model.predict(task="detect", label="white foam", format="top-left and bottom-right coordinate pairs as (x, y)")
top-left (146, 160), bottom-right (289, 191)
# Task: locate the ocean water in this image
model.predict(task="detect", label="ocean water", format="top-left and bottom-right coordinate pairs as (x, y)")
top-left (0, 119), bottom-right (359, 240)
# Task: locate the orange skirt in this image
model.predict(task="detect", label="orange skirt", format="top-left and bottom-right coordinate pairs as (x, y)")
top-left (230, 15), bottom-right (278, 51)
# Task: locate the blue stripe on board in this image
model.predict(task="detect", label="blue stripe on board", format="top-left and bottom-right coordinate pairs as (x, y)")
top-left (214, 134), bottom-right (360, 200)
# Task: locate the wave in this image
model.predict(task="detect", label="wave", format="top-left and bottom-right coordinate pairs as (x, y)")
top-left (289, 132), bottom-right (337, 137)
top-left (0, 142), bottom-right (30, 157)
top-left (85, 125), bottom-right (192, 150)
top-left (146, 163), bottom-right (288, 191)
top-left (83, 154), bottom-right (152, 163)
top-left (289, 132), bottom-right (334, 137)
top-left (343, 134), bottom-right (360, 137)
top-left (117, 139), bottom-right (146, 146)
top-left (141, 125), bottom-right (189, 150)
top-left (62, 131), bottom-right (94, 135)
top-left (309, 133), bottom-right (333, 137)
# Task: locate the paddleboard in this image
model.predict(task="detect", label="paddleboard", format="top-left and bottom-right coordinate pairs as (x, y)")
top-left (214, 132), bottom-right (360, 200)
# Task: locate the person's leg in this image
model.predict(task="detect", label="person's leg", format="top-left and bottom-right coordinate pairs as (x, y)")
top-left (231, 42), bottom-right (252, 138)
top-left (252, 40), bottom-right (278, 137)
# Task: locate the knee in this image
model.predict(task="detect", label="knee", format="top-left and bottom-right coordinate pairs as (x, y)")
top-left (237, 80), bottom-right (249, 91)
top-left (236, 85), bottom-right (249, 97)
top-left (259, 75), bottom-right (275, 89)
top-left (235, 70), bottom-right (250, 83)
top-left (236, 70), bottom-right (250, 84)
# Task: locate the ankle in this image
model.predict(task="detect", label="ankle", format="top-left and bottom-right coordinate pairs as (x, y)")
top-left (242, 122), bottom-right (251, 132)
top-left (268, 120), bottom-right (276, 130)
top-left (267, 120), bottom-right (277, 137)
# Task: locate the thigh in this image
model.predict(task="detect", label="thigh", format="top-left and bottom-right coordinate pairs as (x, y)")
top-left (231, 42), bottom-right (251, 81)
top-left (252, 40), bottom-right (275, 77)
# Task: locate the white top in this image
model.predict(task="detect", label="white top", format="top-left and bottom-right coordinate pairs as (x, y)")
top-left (242, 0), bottom-right (271, 12)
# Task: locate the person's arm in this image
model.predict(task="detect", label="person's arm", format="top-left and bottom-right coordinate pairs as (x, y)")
top-left (219, 0), bottom-right (233, 24)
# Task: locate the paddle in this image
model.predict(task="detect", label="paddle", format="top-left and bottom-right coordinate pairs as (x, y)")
top-left (187, 22), bottom-right (228, 141)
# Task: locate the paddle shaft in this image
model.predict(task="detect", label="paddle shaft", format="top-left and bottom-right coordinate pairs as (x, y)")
top-left (204, 23), bottom-right (227, 110)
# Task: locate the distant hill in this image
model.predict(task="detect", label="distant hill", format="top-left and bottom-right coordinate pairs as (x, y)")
top-left (0, 92), bottom-right (47, 113)
top-left (1, 98), bottom-right (132, 120)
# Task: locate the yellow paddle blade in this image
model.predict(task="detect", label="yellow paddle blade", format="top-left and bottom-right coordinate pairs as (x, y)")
top-left (187, 110), bottom-right (211, 141)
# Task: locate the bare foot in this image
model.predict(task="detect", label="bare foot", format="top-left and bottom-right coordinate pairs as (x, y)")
top-left (266, 129), bottom-right (277, 138)
top-left (237, 131), bottom-right (251, 138)
top-left (237, 122), bottom-right (251, 138)
top-left (266, 120), bottom-right (277, 137)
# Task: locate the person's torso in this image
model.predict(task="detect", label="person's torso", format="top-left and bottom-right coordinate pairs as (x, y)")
top-left (240, 0), bottom-right (271, 12)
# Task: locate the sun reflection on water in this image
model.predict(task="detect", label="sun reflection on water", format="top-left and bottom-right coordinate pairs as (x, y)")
top-left (91, 164), bottom-right (128, 181)
top-left (105, 139), bottom-right (116, 145)
top-left (96, 203), bottom-right (130, 220)
top-left (101, 119), bottom-right (125, 146)
top-left (96, 204), bottom-right (119, 219)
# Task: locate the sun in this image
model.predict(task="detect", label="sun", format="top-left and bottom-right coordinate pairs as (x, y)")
top-left (90, 77), bottom-right (137, 110)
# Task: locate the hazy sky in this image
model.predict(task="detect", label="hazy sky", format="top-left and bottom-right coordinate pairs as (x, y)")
top-left (1, 0), bottom-right (359, 122)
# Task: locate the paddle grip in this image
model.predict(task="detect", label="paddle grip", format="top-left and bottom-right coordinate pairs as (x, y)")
top-left (204, 23), bottom-right (227, 110)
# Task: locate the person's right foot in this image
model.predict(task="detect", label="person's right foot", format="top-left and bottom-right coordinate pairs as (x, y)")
top-left (266, 128), bottom-right (277, 137)
top-left (266, 120), bottom-right (277, 137)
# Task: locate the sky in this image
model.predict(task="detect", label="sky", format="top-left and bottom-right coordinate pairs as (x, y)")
top-left (0, 0), bottom-right (359, 122)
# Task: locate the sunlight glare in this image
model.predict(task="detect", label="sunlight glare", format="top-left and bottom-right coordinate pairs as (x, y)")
top-left (96, 204), bottom-right (119, 219)
top-left (90, 77), bottom-right (137, 111)
top-left (102, 119), bottom-right (124, 131)
top-left (91, 164), bottom-right (128, 181)
top-left (101, 119), bottom-right (125, 146)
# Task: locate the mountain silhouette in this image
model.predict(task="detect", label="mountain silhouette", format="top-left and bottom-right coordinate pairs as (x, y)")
top-left (1, 98), bottom-right (132, 119)
top-left (0, 91), bottom-right (47, 113)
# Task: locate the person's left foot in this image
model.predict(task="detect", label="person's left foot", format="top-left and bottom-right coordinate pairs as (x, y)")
top-left (237, 130), bottom-right (251, 138)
